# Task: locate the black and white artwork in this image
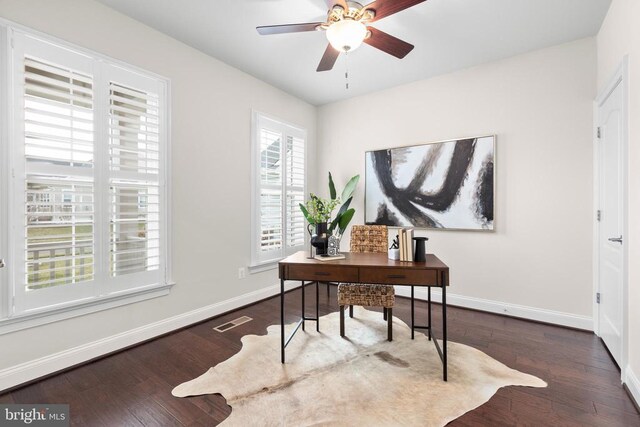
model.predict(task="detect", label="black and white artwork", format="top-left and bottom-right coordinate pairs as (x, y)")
top-left (365, 136), bottom-right (495, 231)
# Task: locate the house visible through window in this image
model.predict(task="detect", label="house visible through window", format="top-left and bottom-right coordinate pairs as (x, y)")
top-left (251, 112), bottom-right (306, 266)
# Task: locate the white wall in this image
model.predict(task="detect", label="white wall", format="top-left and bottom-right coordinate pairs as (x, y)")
top-left (0, 0), bottom-right (316, 373)
top-left (597, 0), bottom-right (640, 402)
top-left (318, 38), bottom-right (596, 325)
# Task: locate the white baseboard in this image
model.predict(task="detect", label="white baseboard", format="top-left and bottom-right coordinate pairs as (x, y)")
top-left (0, 281), bottom-right (297, 392)
top-left (394, 287), bottom-right (593, 331)
top-left (625, 366), bottom-right (640, 409)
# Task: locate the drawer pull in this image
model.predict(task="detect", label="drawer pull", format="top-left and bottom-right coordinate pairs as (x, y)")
top-left (387, 274), bottom-right (406, 279)
top-left (315, 272), bottom-right (331, 276)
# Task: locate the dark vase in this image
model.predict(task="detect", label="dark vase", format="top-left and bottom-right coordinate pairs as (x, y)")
top-left (310, 222), bottom-right (329, 256)
top-left (413, 237), bottom-right (429, 262)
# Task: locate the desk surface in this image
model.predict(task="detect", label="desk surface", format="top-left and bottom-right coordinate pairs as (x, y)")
top-left (279, 251), bottom-right (449, 287)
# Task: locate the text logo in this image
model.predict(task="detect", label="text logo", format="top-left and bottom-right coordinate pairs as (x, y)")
top-left (1, 405), bottom-right (69, 426)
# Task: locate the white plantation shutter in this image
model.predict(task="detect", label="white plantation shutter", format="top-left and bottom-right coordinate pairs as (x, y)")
top-left (108, 82), bottom-right (160, 175)
top-left (10, 31), bottom-right (168, 316)
top-left (13, 35), bottom-right (99, 312)
top-left (107, 79), bottom-right (162, 286)
top-left (26, 176), bottom-right (94, 289)
top-left (260, 191), bottom-right (283, 252)
top-left (259, 129), bottom-right (283, 254)
top-left (286, 136), bottom-right (305, 248)
top-left (109, 181), bottom-right (160, 275)
top-left (24, 58), bottom-right (94, 168)
top-left (252, 113), bottom-right (306, 265)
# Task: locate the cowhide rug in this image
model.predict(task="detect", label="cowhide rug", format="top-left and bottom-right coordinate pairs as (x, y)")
top-left (173, 307), bottom-right (546, 426)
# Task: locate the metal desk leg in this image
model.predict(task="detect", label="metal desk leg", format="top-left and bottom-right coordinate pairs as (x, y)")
top-left (316, 281), bottom-right (320, 332)
top-left (411, 285), bottom-right (415, 340)
top-left (301, 281), bottom-right (305, 332)
top-left (428, 286), bottom-right (432, 341)
top-left (281, 278), bottom-right (285, 364)
top-left (442, 280), bottom-right (447, 381)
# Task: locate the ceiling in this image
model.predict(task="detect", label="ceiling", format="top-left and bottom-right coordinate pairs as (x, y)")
top-left (95, 0), bottom-right (611, 106)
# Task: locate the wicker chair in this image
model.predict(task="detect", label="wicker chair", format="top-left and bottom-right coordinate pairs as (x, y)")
top-left (338, 225), bottom-right (395, 341)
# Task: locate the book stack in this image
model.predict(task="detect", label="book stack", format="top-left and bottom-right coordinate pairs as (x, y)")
top-left (398, 228), bottom-right (415, 262)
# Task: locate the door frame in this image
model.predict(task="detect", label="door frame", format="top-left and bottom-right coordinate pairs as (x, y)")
top-left (0, 26), bottom-right (9, 320)
top-left (593, 56), bottom-right (629, 381)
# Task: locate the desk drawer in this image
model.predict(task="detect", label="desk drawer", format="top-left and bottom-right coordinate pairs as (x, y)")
top-left (287, 265), bottom-right (359, 282)
top-left (360, 268), bottom-right (438, 285)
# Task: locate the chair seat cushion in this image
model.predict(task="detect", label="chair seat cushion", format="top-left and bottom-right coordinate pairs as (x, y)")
top-left (337, 284), bottom-right (395, 308)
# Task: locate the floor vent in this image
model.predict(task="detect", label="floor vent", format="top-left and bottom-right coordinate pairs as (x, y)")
top-left (213, 316), bottom-right (253, 332)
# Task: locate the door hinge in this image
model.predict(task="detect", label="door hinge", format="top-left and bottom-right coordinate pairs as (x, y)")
top-left (596, 292), bottom-right (601, 304)
top-left (597, 127), bottom-right (601, 139)
top-left (597, 210), bottom-right (601, 222)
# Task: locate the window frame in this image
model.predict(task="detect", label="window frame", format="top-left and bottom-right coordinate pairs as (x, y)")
top-left (0, 20), bottom-right (173, 333)
top-left (0, 25), bottom-right (10, 322)
top-left (250, 111), bottom-right (307, 268)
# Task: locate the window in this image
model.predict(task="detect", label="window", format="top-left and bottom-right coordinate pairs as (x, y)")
top-left (5, 28), bottom-right (169, 317)
top-left (251, 112), bottom-right (306, 266)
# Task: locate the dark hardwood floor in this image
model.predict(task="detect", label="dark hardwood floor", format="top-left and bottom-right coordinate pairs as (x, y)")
top-left (2, 284), bottom-right (639, 426)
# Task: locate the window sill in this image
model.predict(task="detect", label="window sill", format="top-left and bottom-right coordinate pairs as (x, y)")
top-left (0, 282), bottom-right (175, 336)
top-left (248, 262), bottom-right (279, 274)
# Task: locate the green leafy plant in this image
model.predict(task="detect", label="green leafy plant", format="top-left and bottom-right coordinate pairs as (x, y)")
top-left (299, 172), bottom-right (360, 238)
top-left (300, 195), bottom-right (340, 224)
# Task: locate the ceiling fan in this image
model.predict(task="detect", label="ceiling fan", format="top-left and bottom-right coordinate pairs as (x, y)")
top-left (257, 0), bottom-right (426, 72)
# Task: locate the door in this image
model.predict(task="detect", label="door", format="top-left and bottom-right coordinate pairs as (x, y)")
top-left (596, 76), bottom-right (625, 367)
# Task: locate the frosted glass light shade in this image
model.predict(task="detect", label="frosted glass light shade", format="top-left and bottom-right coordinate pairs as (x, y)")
top-left (326, 20), bottom-right (367, 53)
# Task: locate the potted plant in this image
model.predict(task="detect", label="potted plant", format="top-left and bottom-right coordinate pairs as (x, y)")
top-left (300, 172), bottom-right (359, 255)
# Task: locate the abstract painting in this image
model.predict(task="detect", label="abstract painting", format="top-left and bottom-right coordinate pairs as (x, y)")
top-left (365, 136), bottom-right (495, 230)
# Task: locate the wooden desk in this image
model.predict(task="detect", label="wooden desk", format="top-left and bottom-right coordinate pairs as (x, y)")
top-left (278, 251), bottom-right (450, 381)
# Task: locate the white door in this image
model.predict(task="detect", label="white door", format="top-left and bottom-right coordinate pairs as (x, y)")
top-left (597, 78), bottom-right (625, 367)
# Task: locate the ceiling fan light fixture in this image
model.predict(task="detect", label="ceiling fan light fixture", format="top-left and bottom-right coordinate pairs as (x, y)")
top-left (326, 19), bottom-right (367, 53)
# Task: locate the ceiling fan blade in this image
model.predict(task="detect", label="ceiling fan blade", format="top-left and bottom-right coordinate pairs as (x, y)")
top-left (364, 0), bottom-right (427, 22)
top-left (364, 27), bottom-right (414, 59)
top-left (325, 0), bottom-right (348, 11)
top-left (257, 22), bottom-right (323, 35)
top-left (317, 44), bottom-right (340, 72)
